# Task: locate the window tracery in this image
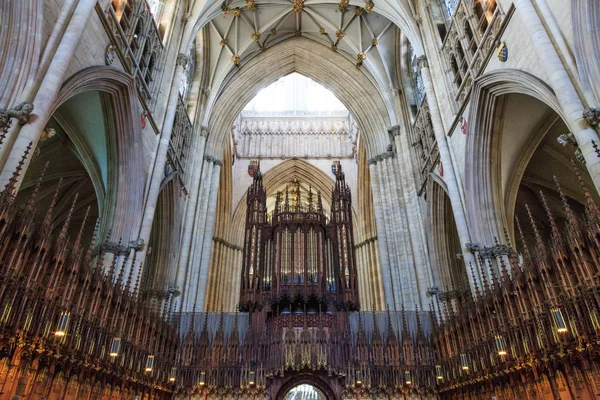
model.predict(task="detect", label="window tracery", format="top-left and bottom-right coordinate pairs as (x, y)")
top-left (409, 44), bottom-right (425, 107)
top-left (408, 101), bottom-right (439, 195)
top-left (106, 0), bottom-right (165, 108)
top-left (146, 0), bottom-right (163, 20)
top-left (438, 0), bottom-right (504, 104)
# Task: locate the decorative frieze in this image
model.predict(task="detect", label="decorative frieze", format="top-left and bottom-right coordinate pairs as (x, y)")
top-left (234, 113), bottom-right (357, 159)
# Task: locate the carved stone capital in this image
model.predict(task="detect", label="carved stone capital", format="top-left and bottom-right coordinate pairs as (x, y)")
top-left (584, 108), bottom-right (600, 127)
top-left (176, 53), bottom-right (189, 68)
top-left (204, 155), bottom-right (214, 163)
top-left (213, 159), bottom-right (223, 167)
top-left (465, 242), bottom-right (481, 253)
top-left (557, 132), bottom-right (577, 147)
top-left (0, 102), bottom-right (34, 129)
top-left (479, 247), bottom-right (495, 260)
top-left (492, 244), bottom-right (511, 257)
top-left (426, 286), bottom-right (439, 296)
top-left (367, 158), bottom-right (378, 165)
top-left (416, 55), bottom-right (429, 71)
top-left (388, 125), bottom-right (402, 137)
top-left (101, 241), bottom-right (129, 256)
top-left (200, 126), bottom-right (209, 137)
top-left (128, 238), bottom-right (145, 252)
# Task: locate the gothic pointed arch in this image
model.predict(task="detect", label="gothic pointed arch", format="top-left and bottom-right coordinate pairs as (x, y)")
top-left (463, 69), bottom-right (565, 244)
top-left (50, 66), bottom-right (147, 244)
top-left (204, 38), bottom-right (393, 159)
top-left (427, 177), bottom-right (469, 302)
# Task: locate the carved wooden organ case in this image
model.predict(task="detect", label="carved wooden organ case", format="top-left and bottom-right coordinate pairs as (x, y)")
top-left (239, 165), bottom-right (359, 313)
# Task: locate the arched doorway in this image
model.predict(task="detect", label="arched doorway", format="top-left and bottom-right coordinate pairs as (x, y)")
top-left (283, 384), bottom-right (326, 400)
top-left (274, 373), bottom-right (339, 400)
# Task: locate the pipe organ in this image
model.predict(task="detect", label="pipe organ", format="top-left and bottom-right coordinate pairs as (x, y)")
top-left (239, 164), bottom-right (359, 313)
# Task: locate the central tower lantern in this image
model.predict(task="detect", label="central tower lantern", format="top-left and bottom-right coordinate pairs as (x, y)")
top-left (239, 163), bottom-right (360, 313)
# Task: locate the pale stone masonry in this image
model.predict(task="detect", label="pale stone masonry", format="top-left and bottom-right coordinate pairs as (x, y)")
top-left (1, 0), bottom-right (598, 315)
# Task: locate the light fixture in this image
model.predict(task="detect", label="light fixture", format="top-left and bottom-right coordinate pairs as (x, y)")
top-left (110, 337), bottom-right (121, 357)
top-left (436, 365), bottom-right (443, 380)
top-left (404, 370), bottom-right (412, 385)
top-left (249, 370), bottom-right (255, 386)
top-left (145, 355), bottom-right (155, 372)
top-left (495, 334), bottom-right (507, 356)
top-left (55, 312), bottom-right (70, 336)
top-left (355, 370), bottom-right (362, 385)
top-left (169, 367), bottom-right (177, 382)
top-left (551, 307), bottom-right (568, 333)
top-left (199, 371), bottom-right (206, 386)
top-left (460, 353), bottom-right (469, 370)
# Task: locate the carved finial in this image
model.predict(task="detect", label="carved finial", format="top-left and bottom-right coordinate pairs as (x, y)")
top-left (538, 190), bottom-right (562, 247)
top-left (73, 205), bottom-right (91, 251)
top-left (108, 238), bottom-right (121, 280)
top-left (469, 262), bottom-right (481, 301)
top-left (42, 177), bottom-right (63, 232)
top-left (415, 304), bottom-right (424, 338)
top-left (514, 216), bottom-right (531, 267)
top-left (85, 218), bottom-right (100, 266)
top-left (125, 252), bottom-right (137, 293)
top-left (133, 262), bottom-right (143, 296)
top-left (58, 193), bottom-right (79, 243)
top-left (116, 248), bottom-right (129, 287)
top-left (478, 254), bottom-right (490, 294)
top-left (284, 185), bottom-right (290, 212)
top-left (525, 204), bottom-right (544, 251)
top-left (2, 142), bottom-right (32, 201)
top-left (24, 161), bottom-right (49, 213)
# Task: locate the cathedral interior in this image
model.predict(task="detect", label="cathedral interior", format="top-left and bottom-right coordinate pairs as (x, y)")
top-left (0, 0), bottom-right (600, 398)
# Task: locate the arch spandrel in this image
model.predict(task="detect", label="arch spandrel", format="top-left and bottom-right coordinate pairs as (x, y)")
top-left (51, 66), bottom-right (147, 243)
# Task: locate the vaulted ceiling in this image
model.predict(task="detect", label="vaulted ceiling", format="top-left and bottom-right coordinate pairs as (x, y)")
top-left (204, 1), bottom-right (399, 102)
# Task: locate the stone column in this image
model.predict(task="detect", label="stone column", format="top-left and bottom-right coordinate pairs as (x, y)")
top-left (391, 126), bottom-right (433, 306)
top-left (368, 159), bottom-right (395, 309)
top-left (515, 0), bottom-right (600, 194)
top-left (181, 156), bottom-right (213, 311)
top-left (378, 155), bottom-right (406, 307)
top-left (418, 57), bottom-right (478, 289)
top-left (174, 128), bottom-right (208, 296)
top-left (0, 0), bottom-right (97, 183)
top-left (197, 159), bottom-right (222, 311)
